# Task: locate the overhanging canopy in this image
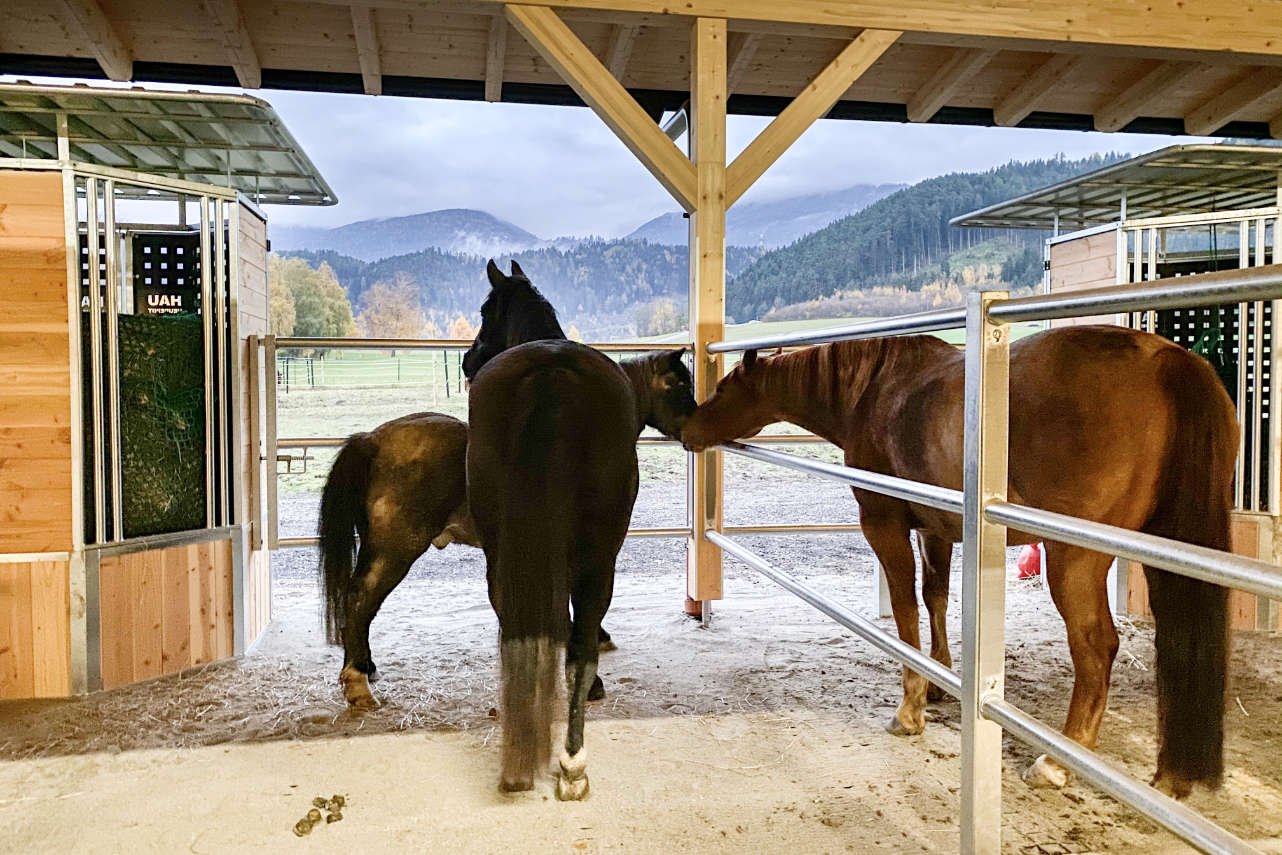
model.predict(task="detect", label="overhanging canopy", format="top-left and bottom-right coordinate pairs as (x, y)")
top-left (950, 144), bottom-right (1282, 230)
top-left (0, 82), bottom-right (336, 205)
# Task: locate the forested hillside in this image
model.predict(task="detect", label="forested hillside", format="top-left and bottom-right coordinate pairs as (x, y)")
top-left (729, 153), bottom-right (1128, 321)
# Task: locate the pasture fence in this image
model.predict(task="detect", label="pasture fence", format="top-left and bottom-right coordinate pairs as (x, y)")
top-left (704, 262), bottom-right (1282, 855)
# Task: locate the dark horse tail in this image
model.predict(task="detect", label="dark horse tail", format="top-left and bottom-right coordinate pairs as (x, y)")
top-left (318, 432), bottom-right (378, 646)
top-left (497, 394), bottom-right (572, 790)
top-left (1142, 347), bottom-right (1237, 795)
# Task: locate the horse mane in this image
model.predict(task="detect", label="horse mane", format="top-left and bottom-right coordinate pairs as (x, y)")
top-left (498, 276), bottom-right (566, 344)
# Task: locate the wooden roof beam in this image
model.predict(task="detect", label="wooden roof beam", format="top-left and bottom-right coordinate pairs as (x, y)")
top-left (1093, 61), bottom-right (1205, 132)
top-left (350, 6), bottom-right (383, 96)
top-left (605, 23), bottom-right (640, 80)
top-left (906, 47), bottom-right (995, 123)
top-left (473, 0), bottom-right (1282, 57)
top-left (55, 0), bottom-right (132, 82)
top-left (486, 16), bottom-right (508, 100)
top-left (1184, 68), bottom-right (1282, 137)
top-left (726, 29), bottom-right (899, 207)
top-left (993, 53), bottom-right (1083, 127)
top-left (726, 31), bottom-right (761, 94)
top-left (206, 0), bottom-right (261, 89)
top-left (505, 4), bottom-right (696, 210)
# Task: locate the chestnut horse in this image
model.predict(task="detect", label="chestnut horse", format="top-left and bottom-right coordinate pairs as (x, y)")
top-left (465, 260), bottom-right (696, 797)
top-left (317, 412), bottom-right (616, 709)
top-left (682, 326), bottom-right (1237, 797)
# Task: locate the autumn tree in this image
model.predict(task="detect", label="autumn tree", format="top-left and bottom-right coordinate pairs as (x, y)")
top-left (447, 315), bottom-right (477, 341)
top-left (269, 273), bottom-right (296, 335)
top-left (356, 273), bottom-right (440, 339)
top-left (269, 255), bottom-right (357, 337)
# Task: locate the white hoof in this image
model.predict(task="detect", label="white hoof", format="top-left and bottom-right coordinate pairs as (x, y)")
top-left (340, 665), bottom-right (378, 710)
top-left (556, 773), bottom-right (590, 801)
top-left (559, 747), bottom-right (587, 779)
top-left (1023, 754), bottom-right (1070, 789)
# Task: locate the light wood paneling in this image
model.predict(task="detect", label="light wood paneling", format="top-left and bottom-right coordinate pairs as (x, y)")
top-left (239, 202), bottom-right (271, 646)
top-left (1048, 231), bottom-right (1119, 328)
top-left (0, 560), bottom-right (70, 699)
top-left (0, 170), bottom-right (73, 553)
top-left (98, 537), bottom-right (234, 690)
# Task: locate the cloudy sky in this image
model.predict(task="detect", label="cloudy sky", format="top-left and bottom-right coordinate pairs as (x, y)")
top-left (7, 74), bottom-right (1205, 239)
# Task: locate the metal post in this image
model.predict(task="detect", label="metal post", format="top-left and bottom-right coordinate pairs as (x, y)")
top-left (687, 16), bottom-right (727, 617)
top-left (264, 335), bottom-right (279, 550)
top-left (215, 199), bottom-right (230, 526)
top-left (247, 336), bottom-right (262, 551)
top-left (86, 177), bottom-right (106, 545)
top-left (56, 112), bottom-right (70, 162)
top-left (200, 196), bottom-right (215, 528)
top-left (960, 290), bottom-right (1010, 855)
top-left (104, 180), bottom-right (122, 541)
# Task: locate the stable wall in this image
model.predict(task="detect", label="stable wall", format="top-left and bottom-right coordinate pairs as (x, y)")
top-left (1047, 229), bottom-right (1119, 328)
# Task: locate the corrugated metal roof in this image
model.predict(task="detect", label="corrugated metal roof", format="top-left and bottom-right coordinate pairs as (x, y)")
top-left (950, 144), bottom-right (1282, 230)
top-left (0, 82), bottom-right (335, 205)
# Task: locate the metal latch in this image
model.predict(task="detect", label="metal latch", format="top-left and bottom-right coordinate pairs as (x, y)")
top-left (276, 452), bottom-right (313, 475)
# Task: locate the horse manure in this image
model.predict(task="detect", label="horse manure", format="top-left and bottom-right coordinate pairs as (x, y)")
top-left (487, 707), bottom-right (498, 718)
top-left (292, 818), bottom-right (316, 837)
top-left (326, 812), bottom-right (343, 824)
top-left (311, 797), bottom-right (329, 809)
top-left (329, 794), bottom-right (346, 809)
top-left (307, 808), bottom-right (323, 824)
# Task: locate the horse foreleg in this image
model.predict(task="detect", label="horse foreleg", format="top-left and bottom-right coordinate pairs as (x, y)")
top-left (340, 550), bottom-right (415, 710)
top-left (1024, 543), bottom-right (1119, 789)
top-left (917, 532), bottom-right (955, 702)
top-left (861, 509), bottom-right (928, 736)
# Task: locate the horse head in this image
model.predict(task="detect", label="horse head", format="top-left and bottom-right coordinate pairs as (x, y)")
top-left (622, 348), bottom-right (697, 440)
top-left (462, 259), bottom-right (566, 380)
top-left (681, 348), bottom-right (775, 452)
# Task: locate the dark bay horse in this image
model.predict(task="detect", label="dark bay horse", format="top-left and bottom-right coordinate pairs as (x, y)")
top-left (682, 326), bottom-right (1238, 798)
top-left (465, 260), bottom-right (695, 798)
top-left (318, 412), bottom-right (616, 709)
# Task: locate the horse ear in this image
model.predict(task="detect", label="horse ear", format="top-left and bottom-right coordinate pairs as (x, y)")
top-left (509, 260), bottom-right (527, 279)
top-left (668, 347), bottom-right (687, 369)
top-left (486, 259), bottom-right (506, 289)
top-left (742, 349), bottom-right (758, 371)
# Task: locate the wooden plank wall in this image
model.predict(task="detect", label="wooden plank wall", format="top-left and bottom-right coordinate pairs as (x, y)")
top-left (0, 560), bottom-right (71, 699)
top-left (0, 170), bottom-right (73, 553)
top-left (98, 538), bottom-right (233, 689)
top-left (238, 202), bottom-right (271, 645)
top-left (1125, 512), bottom-right (1273, 630)
top-left (1048, 230), bottom-right (1119, 328)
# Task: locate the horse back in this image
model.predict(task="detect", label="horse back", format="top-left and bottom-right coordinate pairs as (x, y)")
top-left (364, 412), bottom-right (469, 549)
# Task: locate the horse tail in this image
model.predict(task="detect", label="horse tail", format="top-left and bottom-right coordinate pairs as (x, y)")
top-left (318, 432), bottom-right (377, 646)
top-left (1142, 346), bottom-right (1237, 794)
top-left (497, 397), bottom-right (572, 790)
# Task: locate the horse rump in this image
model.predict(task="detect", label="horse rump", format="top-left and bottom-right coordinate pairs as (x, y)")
top-left (318, 431), bottom-right (378, 645)
top-left (1143, 347), bottom-right (1237, 796)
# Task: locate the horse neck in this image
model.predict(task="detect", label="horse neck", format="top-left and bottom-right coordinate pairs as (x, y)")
top-left (616, 359), bottom-right (650, 436)
top-left (760, 342), bottom-right (885, 446)
top-left (506, 305), bottom-right (565, 349)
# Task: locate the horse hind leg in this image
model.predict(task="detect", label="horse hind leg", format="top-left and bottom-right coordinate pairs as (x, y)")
top-left (862, 511), bottom-right (929, 736)
top-left (917, 532), bottom-right (955, 703)
top-left (340, 548), bottom-right (416, 710)
top-left (1024, 542), bottom-right (1118, 789)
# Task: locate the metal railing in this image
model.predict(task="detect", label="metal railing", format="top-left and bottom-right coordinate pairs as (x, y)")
top-left (704, 263), bottom-right (1282, 855)
top-left (259, 335), bottom-right (843, 548)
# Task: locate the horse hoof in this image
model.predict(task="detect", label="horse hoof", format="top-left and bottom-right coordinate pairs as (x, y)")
top-left (499, 776), bottom-right (534, 793)
top-left (926, 684), bottom-right (946, 703)
top-left (588, 676), bottom-right (605, 702)
top-left (885, 713), bottom-right (924, 737)
top-left (598, 638), bottom-right (617, 653)
top-left (367, 667), bottom-right (380, 684)
top-left (1023, 754), bottom-right (1070, 789)
top-left (557, 748), bottom-right (589, 801)
top-left (1150, 770), bottom-right (1194, 800)
top-left (340, 665), bottom-right (378, 710)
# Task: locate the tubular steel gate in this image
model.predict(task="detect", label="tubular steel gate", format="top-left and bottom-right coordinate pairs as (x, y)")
top-left (705, 263), bottom-right (1282, 855)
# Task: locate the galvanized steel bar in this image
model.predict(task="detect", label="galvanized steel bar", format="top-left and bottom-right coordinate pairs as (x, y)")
top-left (706, 306), bottom-right (967, 353)
top-left (274, 432), bottom-right (827, 449)
top-left (983, 698), bottom-right (1262, 855)
top-left (273, 336), bottom-right (687, 352)
top-left (86, 176), bottom-right (106, 545)
top-left (216, 198), bottom-right (230, 526)
top-left (959, 290), bottom-right (1010, 855)
top-left (707, 531), bottom-right (962, 696)
top-left (986, 501), bottom-right (1282, 602)
top-left (722, 441), bottom-right (963, 514)
top-left (988, 263), bottom-right (1282, 324)
top-left (1252, 288), bottom-right (1264, 512)
top-left (103, 179), bottom-right (123, 542)
top-left (264, 335), bottom-right (279, 550)
top-left (200, 195), bottom-right (215, 528)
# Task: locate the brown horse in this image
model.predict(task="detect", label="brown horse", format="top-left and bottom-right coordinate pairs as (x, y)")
top-left (682, 326), bottom-right (1238, 798)
top-left (317, 411), bottom-right (615, 709)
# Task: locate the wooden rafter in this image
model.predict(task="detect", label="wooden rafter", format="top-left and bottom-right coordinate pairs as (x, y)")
top-left (350, 6), bottom-right (383, 96)
top-left (1184, 68), bottom-right (1282, 136)
top-left (906, 47), bottom-right (995, 123)
top-left (726, 31), bottom-right (761, 94)
top-left (205, 0), bottom-right (261, 89)
top-left (471, 0), bottom-right (1282, 57)
top-left (504, 4), bottom-right (696, 210)
top-left (55, 0), bottom-right (132, 81)
top-left (726, 28), bottom-right (900, 207)
top-left (605, 23), bottom-right (640, 80)
top-left (486, 16), bottom-right (508, 101)
top-left (992, 53), bottom-right (1083, 127)
top-left (1093, 61), bottom-right (1205, 132)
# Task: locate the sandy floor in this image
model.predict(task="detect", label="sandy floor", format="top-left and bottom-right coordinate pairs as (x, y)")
top-left (2, 480), bottom-right (1281, 853)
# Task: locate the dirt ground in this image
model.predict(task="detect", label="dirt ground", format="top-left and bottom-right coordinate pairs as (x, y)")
top-left (2, 474), bottom-right (1281, 854)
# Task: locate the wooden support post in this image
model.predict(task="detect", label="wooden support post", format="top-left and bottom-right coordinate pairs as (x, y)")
top-left (486, 15), bottom-right (508, 101)
top-left (351, 6), bottom-right (383, 96)
top-left (207, 0), bottom-right (262, 89)
top-left (56, 0), bottom-right (132, 81)
top-left (687, 16), bottom-right (727, 609)
top-left (726, 29), bottom-right (899, 207)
